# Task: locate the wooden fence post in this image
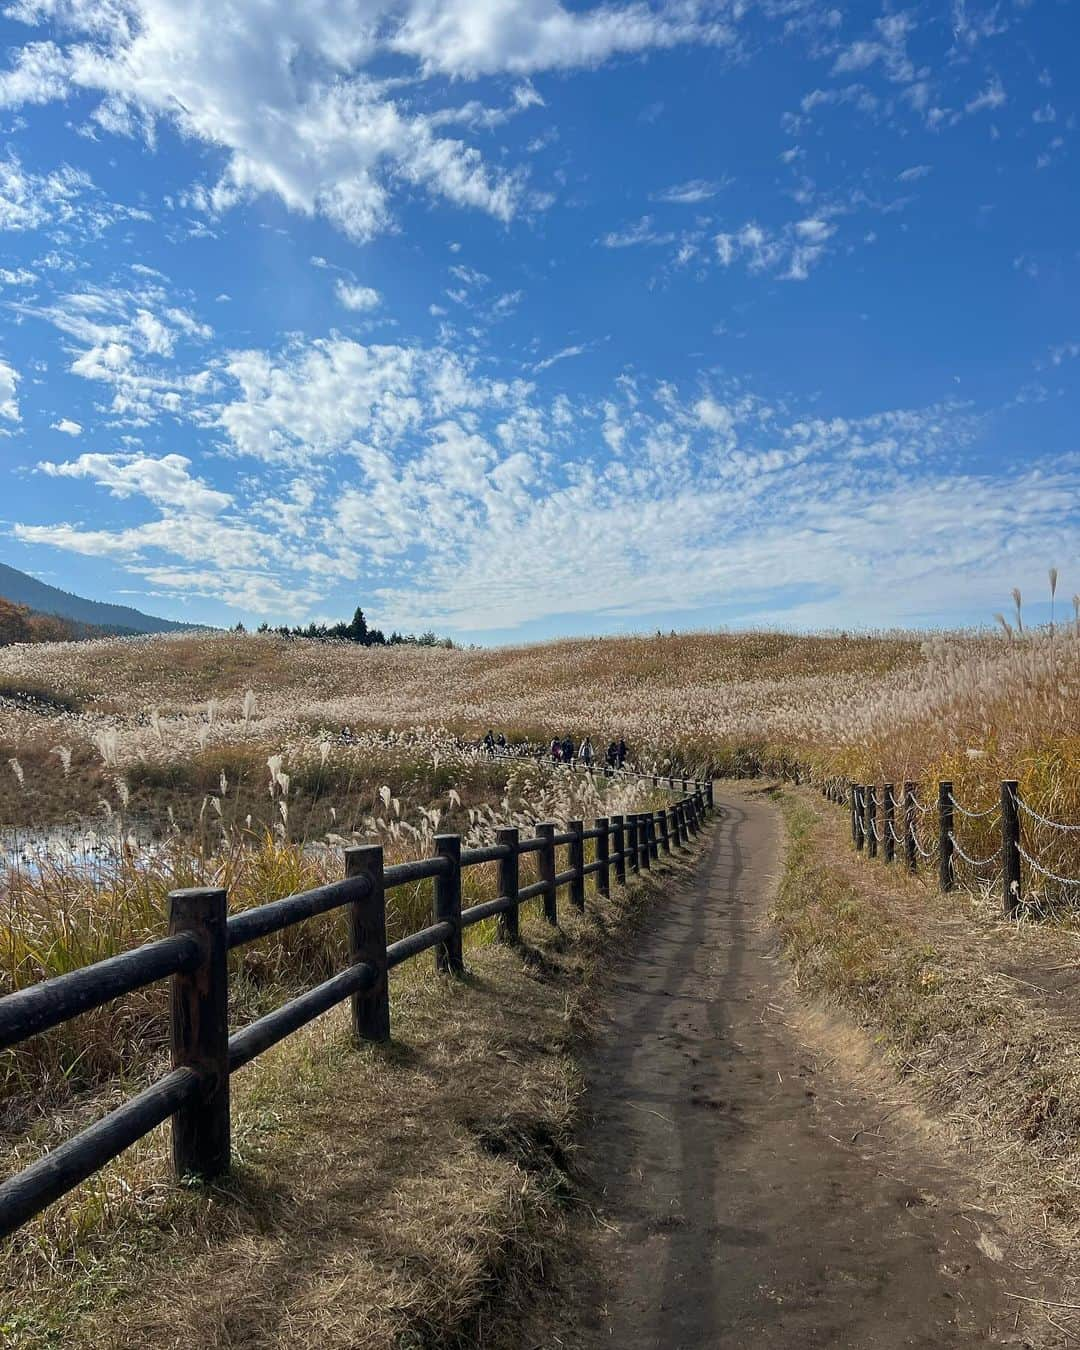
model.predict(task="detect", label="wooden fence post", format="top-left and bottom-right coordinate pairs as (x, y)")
top-left (627, 815), bottom-right (640, 874)
top-left (678, 800), bottom-right (689, 844)
top-left (640, 814), bottom-right (652, 871)
top-left (903, 782), bottom-right (917, 872)
top-left (612, 814), bottom-right (626, 885)
top-left (659, 808), bottom-right (671, 855)
top-left (169, 886), bottom-right (230, 1180)
top-left (538, 822), bottom-right (558, 923)
top-left (938, 782), bottom-right (954, 893)
top-left (345, 845), bottom-right (389, 1043)
top-left (853, 788), bottom-right (869, 847)
top-left (883, 784), bottom-right (895, 864)
top-left (706, 780), bottom-right (714, 809)
top-left (434, 834), bottom-right (464, 973)
top-left (594, 810), bottom-right (612, 896)
top-left (1001, 780), bottom-right (1021, 917)
top-left (569, 819), bottom-right (585, 911)
top-left (648, 812), bottom-right (659, 861)
top-left (496, 826), bottom-right (519, 942)
top-left (850, 783), bottom-right (860, 847)
top-left (865, 786), bottom-right (877, 859)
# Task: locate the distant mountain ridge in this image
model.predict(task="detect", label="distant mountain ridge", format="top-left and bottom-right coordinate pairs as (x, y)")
top-left (0, 562), bottom-right (194, 635)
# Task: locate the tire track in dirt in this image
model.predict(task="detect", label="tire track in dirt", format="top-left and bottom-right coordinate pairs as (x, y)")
top-left (561, 787), bottom-right (1032, 1348)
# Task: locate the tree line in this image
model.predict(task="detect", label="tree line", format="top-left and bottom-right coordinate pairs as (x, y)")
top-left (247, 607), bottom-right (454, 649)
top-left (0, 596), bottom-right (122, 645)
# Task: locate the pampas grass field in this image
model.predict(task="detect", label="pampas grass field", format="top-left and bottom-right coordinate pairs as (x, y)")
top-left (1, 615), bottom-right (1078, 1139)
top-left (1, 614), bottom-right (1079, 1347)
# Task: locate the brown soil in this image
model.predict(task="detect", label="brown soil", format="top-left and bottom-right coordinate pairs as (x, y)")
top-left (529, 787), bottom-right (1050, 1348)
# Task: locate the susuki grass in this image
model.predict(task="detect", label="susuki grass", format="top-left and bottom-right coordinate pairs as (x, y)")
top-left (0, 830), bottom-right (700, 1350)
top-left (0, 758), bottom-right (660, 1105)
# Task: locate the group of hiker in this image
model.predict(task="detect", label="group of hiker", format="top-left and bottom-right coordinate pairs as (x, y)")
top-left (549, 734), bottom-right (628, 772)
top-left (480, 728), bottom-right (630, 772)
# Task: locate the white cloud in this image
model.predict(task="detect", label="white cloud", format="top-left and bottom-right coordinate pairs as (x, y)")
top-left (390, 0), bottom-right (735, 76)
top-left (216, 335), bottom-right (533, 464)
top-left (0, 152), bottom-right (89, 232)
top-left (51, 417), bottom-right (82, 435)
top-left (12, 315), bottom-right (1075, 636)
top-left (653, 178), bottom-right (727, 204)
top-left (714, 217), bottom-right (835, 281)
top-left (0, 150), bottom-right (149, 237)
top-left (335, 280), bottom-right (381, 311)
top-left (0, 39), bottom-right (70, 108)
top-left (693, 396), bottom-right (734, 434)
top-left (533, 343), bottom-right (586, 372)
top-left (831, 12), bottom-right (918, 84)
top-left (1049, 341), bottom-right (1080, 367)
top-left (966, 76), bottom-right (1006, 114)
top-left (0, 358), bottom-right (20, 422)
top-left (897, 164), bottom-right (932, 182)
top-left (601, 215), bottom-right (675, 248)
top-left (39, 452), bottom-right (232, 516)
top-left (18, 279), bottom-right (215, 424)
top-left (0, 0), bottom-right (737, 244)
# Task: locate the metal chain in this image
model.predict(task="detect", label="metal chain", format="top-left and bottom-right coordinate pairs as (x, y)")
top-left (912, 834), bottom-right (936, 859)
top-left (947, 832), bottom-right (1002, 869)
top-left (1016, 843), bottom-right (1080, 887)
top-left (1016, 796), bottom-right (1080, 833)
top-left (947, 793), bottom-right (1000, 821)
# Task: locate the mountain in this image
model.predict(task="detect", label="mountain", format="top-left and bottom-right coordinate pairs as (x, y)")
top-left (0, 562), bottom-right (194, 636)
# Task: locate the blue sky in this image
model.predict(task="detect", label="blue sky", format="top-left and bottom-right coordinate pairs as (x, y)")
top-left (0, 0), bottom-right (1077, 643)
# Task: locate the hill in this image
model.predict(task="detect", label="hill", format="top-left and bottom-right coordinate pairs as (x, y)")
top-left (0, 561), bottom-right (192, 635)
top-left (0, 596), bottom-right (118, 647)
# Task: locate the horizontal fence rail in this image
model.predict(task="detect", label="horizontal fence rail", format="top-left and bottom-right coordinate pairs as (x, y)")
top-left (816, 772), bottom-right (1080, 915)
top-left (0, 771), bottom-right (716, 1240)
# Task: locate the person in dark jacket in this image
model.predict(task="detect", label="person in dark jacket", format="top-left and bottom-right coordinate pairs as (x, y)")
top-left (606, 741), bottom-right (618, 774)
top-left (617, 737), bottom-right (628, 768)
top-left (562, 734), bottom-right (574, 764)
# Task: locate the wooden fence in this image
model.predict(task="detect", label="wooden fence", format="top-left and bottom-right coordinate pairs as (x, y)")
top-left (0, 773), bottom-right (714, 1240)
top-left (817, 776), bottom-right (1080, 914)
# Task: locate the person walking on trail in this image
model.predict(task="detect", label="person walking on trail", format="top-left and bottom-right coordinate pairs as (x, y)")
top-left (551, 737), bottom-right (562, 763)
top-left (496, 732), bottom-right (506, 754)
top-left (483, 728), bottom-right (495, 757)
top-left (562, 734), bottom-right (574, 765)
top-left (606, 741), bottom-right (618, 774)
top-left (579, 736), bottom-right (594, 767)
top-left (617, 737), bottom-right (628, 768)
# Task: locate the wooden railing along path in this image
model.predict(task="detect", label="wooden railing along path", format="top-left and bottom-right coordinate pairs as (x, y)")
top-left (0, 772), bottom-right (715, 1239)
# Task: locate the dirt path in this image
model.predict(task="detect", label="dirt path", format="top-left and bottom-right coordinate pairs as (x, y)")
top-left (555, 787), bottom-right (1032, 1349)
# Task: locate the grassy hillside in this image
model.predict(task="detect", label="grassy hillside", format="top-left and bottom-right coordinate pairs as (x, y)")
top-left (0, 623), bottom-right (1074, 806)
top-left (0, 562), bottom-right (192, 635)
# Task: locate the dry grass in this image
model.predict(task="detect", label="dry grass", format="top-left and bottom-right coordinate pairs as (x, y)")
top-left (2, 623), bottom-right (1077, 1097)
top-left (0, 844), bottom-right (702, 1349)
top-left (773, 787), bottom-right (1080, 1297)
